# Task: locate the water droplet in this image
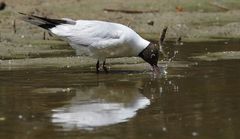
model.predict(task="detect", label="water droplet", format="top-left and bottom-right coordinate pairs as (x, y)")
top-left (151, 94), bottom-right (154, 99)
top-left (162, 127), bottom-right (167, 132)
top-left (0, 117), bottom-right (6, 121)
top-left (18, 115), bottom-right (23, 119)
top-left (159, 87), bottom-right (163, 93)
top-left (192, 132), bottom-right (198, 136)
top-left (174, 85), bottom-right (179, 92)
top-left (62, 88), bottom-right (71, 93)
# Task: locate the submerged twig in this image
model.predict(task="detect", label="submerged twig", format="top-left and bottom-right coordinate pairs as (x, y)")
top-left (104, 8), bottom-right (159, 14)
top-left (43, 31), bottom-right (46, 40)
top-left (176, 36), bottom-right (182, 45)
top-left (209, 2), bottom-right (229, 11)
top-left (159, 27), bottom-right (168, 45)
top-left (12, 20), bottom-right (16, 34)
top-left (159, 27), bottom-right (168, 58)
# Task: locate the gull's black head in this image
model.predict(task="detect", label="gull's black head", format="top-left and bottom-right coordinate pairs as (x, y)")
top-left (138, 43), bottom-right (159, 67)
top-left (138, 27), bottom-right (168, 73)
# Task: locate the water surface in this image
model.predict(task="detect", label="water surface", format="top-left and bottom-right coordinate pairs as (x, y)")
top-left (0, 40), bottom-right (240, 139)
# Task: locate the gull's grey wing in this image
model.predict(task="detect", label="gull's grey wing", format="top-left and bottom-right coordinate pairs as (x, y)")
top-left (50, 20), bottom-right (125, 49)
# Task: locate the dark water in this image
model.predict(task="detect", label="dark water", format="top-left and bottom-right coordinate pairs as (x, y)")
top-left (1, 40), bottom-right (240, 139)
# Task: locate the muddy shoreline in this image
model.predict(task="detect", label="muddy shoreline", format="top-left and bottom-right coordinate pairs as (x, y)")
top-left (0, 0), bottom-right (240, 69)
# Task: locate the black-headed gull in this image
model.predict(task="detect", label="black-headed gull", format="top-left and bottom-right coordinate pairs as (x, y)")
top-left (19, 13), bottom-right (167, 73)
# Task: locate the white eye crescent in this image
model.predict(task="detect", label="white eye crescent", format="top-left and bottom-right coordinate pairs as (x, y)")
top-left (151, 54), bottom-right (155, 58)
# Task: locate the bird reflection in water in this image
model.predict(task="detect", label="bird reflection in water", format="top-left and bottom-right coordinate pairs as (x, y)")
top-left (51, 77), bottom-right (179, 130)
top-left (51, 80), bottom-right (149, 130)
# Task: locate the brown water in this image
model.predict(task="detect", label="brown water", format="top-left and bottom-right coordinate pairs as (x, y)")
top-left (1, 40), bottom-right (240, 139)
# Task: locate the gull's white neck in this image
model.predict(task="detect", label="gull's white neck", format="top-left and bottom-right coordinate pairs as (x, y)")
top-left (130, 36), bottom-right (150, 56)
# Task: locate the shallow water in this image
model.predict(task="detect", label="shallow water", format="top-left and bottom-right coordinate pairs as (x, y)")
top-left (0, 40), bottom-right (240, 139)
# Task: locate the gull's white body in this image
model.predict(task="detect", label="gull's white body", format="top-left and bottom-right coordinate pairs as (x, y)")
top-left (50, 20), bottom-right (150, 60)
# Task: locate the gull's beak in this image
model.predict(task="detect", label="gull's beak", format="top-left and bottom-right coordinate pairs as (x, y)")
top-left (152, 64), bottom-right (160, 74)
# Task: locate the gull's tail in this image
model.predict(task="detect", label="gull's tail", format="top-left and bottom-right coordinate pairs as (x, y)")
top-left (19, 12), bottom-right (76, 30)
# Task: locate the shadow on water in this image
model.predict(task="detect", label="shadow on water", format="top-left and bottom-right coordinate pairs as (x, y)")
top-left (0, 40), bottom-right (240, 139)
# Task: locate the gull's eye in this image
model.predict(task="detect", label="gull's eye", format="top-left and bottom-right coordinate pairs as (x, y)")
top-left (151, 54), bottom-right (156, 58)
